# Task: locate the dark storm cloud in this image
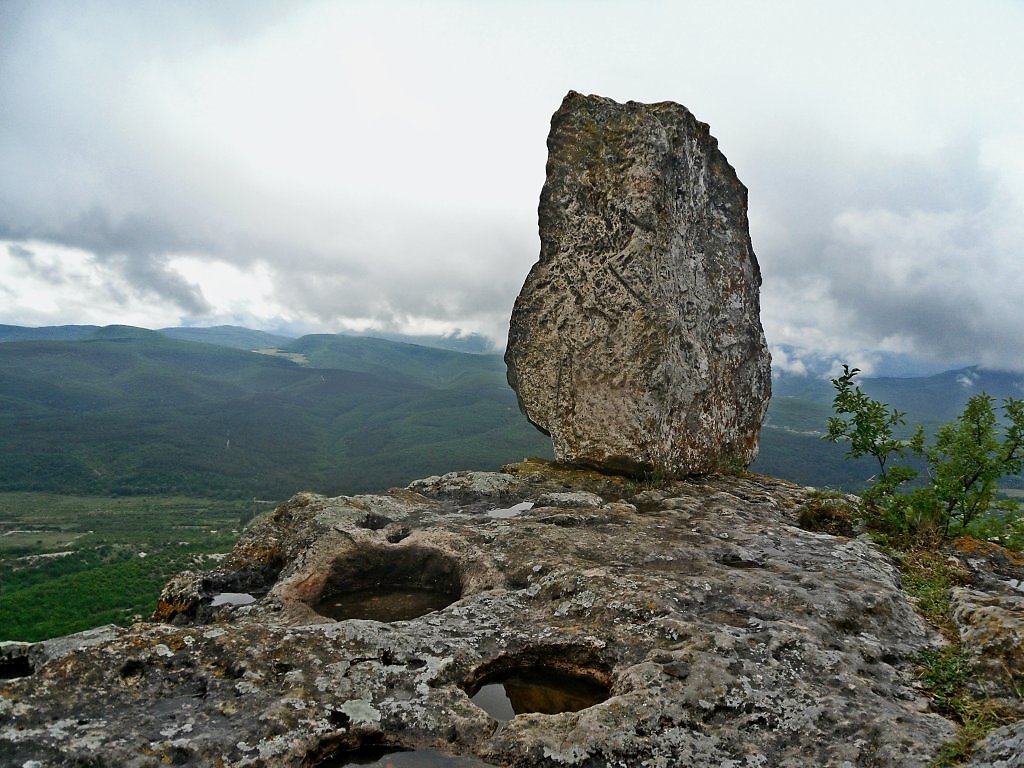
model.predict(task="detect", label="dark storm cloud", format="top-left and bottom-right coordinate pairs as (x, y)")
top-left (750, 133), bottom-right (1024, 370)
top-left (7, 243), bottom-right (66, 284)
top-left (266, 219), bottom-right (535, 334)
top-left (115, 254), bottom-right (211, 316)
top-left (1, 209), bottom-right (213, 315)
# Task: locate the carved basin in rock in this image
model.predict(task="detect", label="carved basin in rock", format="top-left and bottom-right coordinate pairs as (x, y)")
top-left (305, 731), bottom-right (499, 768)
top-left (312, 745), bottom-right (496, 768)
top-left (311, 544), bottom-right (462, 622)
top-left (463, 646), bottom-right (612, 721)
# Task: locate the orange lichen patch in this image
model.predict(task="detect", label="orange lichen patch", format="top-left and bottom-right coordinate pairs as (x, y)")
top-left (267, 493), bottom-right (317, 525)
top-left (161, 634), bottom-right (189, 652)
top-left (951, 536), bottom-right (1024, 568)
top-left (386, 487), bottom-right (434, 505)
top-left (224, 540), bottom-right (285, 571)
top-left (287, 571), bottom-right (330, 602)
top-left (153, 600), bottom-right (195, 622)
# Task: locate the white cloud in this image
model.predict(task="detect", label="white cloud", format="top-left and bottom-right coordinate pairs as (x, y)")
top-left (768, 346), bottom-right (807, 378)
top-left (0, 240), bottom-right (194, 328)
top-left (1, 0), bottom-right (1023, 369)
top-left (956, 371), bottom-right (980, 389)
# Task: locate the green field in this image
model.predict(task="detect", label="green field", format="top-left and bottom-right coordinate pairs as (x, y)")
top-left (0, 493), bottom-right (249, 642)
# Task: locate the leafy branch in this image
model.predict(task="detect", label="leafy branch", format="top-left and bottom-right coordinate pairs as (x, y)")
top-left (824, 365), bottom-right (1024, 543)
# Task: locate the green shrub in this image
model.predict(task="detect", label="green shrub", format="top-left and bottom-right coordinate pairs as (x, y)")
top-left (825, 366), bottom-right (1024, 547)
top-left (796, 490), bottom-right (859, 537)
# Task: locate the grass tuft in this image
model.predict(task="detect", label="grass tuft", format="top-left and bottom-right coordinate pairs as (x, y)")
top-left (874, 540), bottom-right (1012, 766)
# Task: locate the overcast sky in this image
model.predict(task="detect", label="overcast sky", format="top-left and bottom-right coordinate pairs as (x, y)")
top-left (2, 0), bottom-right (1022, 372)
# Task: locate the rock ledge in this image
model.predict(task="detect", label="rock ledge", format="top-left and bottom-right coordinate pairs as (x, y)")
top-left (1, 463), bottom-right (976, 767)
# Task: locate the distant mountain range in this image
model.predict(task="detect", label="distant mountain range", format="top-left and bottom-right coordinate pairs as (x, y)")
top-left (755, 360), bottom-right (1024, 489)
top-left (2, 324), bottom-right (1021, 497)
top-left (0, 324), bottom-right (496, 355)
top-left (0, 324), bottom-right (547, 499)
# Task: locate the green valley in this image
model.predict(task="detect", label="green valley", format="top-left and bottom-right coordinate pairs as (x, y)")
top-left (3, 323), bottom-right (1023, 642)
top-left (0, 326), bottom-right (552, 640)
top-left (0, 326), bottom-right (551, 500)
top-left (0, 493), bottom-right (243, 641)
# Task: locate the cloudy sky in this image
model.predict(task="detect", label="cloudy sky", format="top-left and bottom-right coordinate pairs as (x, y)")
top-left (2, 1), bottom-right (1022, 372)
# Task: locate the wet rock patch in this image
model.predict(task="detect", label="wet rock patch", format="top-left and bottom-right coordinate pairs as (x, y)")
top-left (468, 668), bottom-right (610, 722)
top-left (463, 645), bottom-right (612, 721)
top-left (312, 544), bottom-right (462, 622)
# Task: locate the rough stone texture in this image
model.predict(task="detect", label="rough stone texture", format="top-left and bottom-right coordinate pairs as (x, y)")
top-left (505, 92), bottom-right (771, 478)
top-left (949, 537), bottom-right (1024, 711)
top-left (965, 721), bottom-right (1024, 768)
top-left (1, 464), bottom-right (970, 767)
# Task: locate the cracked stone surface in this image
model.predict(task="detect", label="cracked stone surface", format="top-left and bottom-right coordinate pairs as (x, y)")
top-left (505, 91), bottom-right (771, 478)
top-left (0, 462), bottom-right (969, 767)
top-left (949, 537), bottom-right (1024, 713)
top-left (965, 720), bottom-right (1024, 768)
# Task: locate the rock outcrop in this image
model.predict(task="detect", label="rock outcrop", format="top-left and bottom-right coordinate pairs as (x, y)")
top-left (0, 463), bottom-right (978, 767)
top-left (506, 92), bottom-right (771, 478)
top-left (949, 538), bottom-right (1024, 712)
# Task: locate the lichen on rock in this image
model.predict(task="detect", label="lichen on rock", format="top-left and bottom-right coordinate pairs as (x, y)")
top-left (1, 467), bottom-right (966, 767)
top-left (506, 91), bottom-right (771, 478)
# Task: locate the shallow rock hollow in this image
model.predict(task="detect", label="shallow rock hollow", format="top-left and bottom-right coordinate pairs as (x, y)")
top-left (1, 463), bottom-right (978, 767)
top-left (506, 91), bottom-right (772, 478)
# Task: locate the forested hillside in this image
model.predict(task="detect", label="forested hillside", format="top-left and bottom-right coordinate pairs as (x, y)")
top-left (0, 326), bottom-right (551, 499)
top-left (4, 324), bottom-right (1022, 497)
top-left (753, 366), bottom-right (1024, 489)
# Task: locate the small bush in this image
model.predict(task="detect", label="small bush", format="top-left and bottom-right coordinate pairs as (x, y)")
top-left (825, 366), bottom-right (1024, 548)
top-left (796, 490), bottom-right (858, 537)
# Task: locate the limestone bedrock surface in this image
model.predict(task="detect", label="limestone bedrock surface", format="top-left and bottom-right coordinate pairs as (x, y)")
top-left (506, 92), bottom-right (771, 477)
top-left (1, 462), bottom-right (970, 767)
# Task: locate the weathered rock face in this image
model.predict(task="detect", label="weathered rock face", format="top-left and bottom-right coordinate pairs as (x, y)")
top-left (506, 92), bottom-right (771, 477)
top-left (949, 538), bottom-right (1024, 712)
top-left (1, 463), bottom-right (975, 767)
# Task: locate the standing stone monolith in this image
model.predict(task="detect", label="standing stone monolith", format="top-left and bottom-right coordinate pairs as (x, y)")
top-left (505, 91), bottom-right (771, 477)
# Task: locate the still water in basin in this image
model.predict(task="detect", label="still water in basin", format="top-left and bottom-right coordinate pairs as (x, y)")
top-left (312, 587), bottom-right (456, 622)
top-left (318, 746), bottom-right (495, 767)
top-left (470, 668), bottom-right (610, 721)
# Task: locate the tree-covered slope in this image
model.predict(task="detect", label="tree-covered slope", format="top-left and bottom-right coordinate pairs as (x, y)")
top-left (754, 367), bottom-right (1024, 490)
top-left (0, 324), bottom-right (100, 342)
top-left (156, 325), bottom-right (295, 350)
top-left (5, 323), bottom-right (1022, 497)
top-left (0, 327), bottom-right (550, 498)
top-left (280, 334), bottom-right (507, 387)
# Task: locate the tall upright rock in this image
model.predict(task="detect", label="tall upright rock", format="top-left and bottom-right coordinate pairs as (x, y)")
top-left (506, 91), bottom-right (771, 477)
